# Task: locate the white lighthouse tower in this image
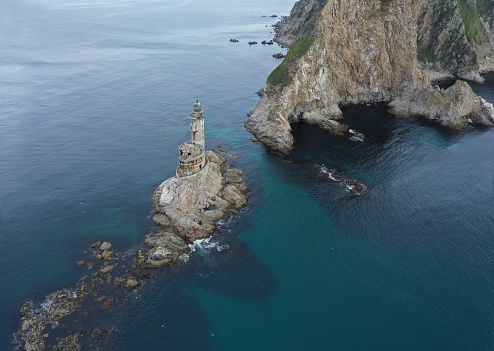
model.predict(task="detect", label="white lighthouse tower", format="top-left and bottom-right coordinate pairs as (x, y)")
top-left (177, 100), bottom-right (207, 178)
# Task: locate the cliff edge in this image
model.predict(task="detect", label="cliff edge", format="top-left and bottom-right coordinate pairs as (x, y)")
top-left (246, 0), bottom-right (494, 152)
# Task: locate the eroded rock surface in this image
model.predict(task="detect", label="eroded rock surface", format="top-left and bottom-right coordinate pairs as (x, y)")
top-left (246, 0), bottom-right (494, 152)
top-left (152, 150), bottom-right (249, 242)
top-left (390, 80), bottom-right (494, 127)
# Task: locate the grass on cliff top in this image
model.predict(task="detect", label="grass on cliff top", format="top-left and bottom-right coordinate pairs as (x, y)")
top-left (268, 36), bottom-right (314, 89)
top-left (456, 0), bottom-right (489, 44)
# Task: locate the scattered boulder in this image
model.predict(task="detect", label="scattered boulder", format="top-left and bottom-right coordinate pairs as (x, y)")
top-left (256, 87), bottom-right (266, 96)
top-left (122, 275), bottom-right (140, 290)
top-left (135, 249), bottom-right (146, 267)
top-left (348, 129), bottom-right (365, 142)
top-left (147, 247), bottom-right (174, 268)
top-left (20, 300), bottom-right (34, 317)
top-left (144, 231), bottom-right (190, 253)
top-left (223, 185), bottom-right (248, 209)
top-left (224, 166), bottom-right (244, 184)
top-left (53, 333), bottom-right (81, 351)
top-left (343, 179), bottom-right (367, 195)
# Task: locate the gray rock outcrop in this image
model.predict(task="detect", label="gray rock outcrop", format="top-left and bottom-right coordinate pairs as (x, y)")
top-left (390, 80), bottom-right (494, 127)
top-left (246, 0), bottom-right (494, 152)
top-left (152, 150), bottom-right (249, 242)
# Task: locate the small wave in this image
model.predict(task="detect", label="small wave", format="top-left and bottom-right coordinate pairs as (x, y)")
top-left (179, 253), bottom-right (189, 262)
top-left (39, 292), bottom-right (57, 313)
top-left (188, 237), bottom-right (229, 254)
top-left (318, 165), bottom-right (338, 181)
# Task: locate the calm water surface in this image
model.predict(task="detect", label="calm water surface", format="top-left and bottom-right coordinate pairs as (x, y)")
top-left (1, 0), bottom-right (493, 349)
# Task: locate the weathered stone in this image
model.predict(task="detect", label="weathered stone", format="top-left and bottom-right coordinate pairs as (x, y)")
top-left (152, 213), bottom-right (170, 226)
top-left (144, 231), bottom-right (190, 253)
top-left (53, 333), bottom-right (81, 351)
top-left (147, 247), bottom-right (174, 268)
top-left (90, 241), bottom-right (101, 249)
top-left (123, 275), bottom-right (140, 290)
top-left (136, 249), bottom-right (146, 267)
top-left (99, 242), bottom-right (111, 252)
top-left (223, 185), bottom-right (248, 209)
top-left (389, 80), bottom-right (494, 127)
top-left (225, 167), bottom-right (244, 184)
top-left (246, 0), bottom-right (494, 152)
top-left (20, 300), bottom-right (34, 317)
top-left (152, 149), bottom-right (248, 237)
top-left (99, 264), bottom-right (115, 275)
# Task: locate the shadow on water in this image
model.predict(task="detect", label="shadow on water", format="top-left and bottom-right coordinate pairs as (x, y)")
top-left (101, 232), bottom-right (276, 350)
top-left (273, 104), bottom-right (494, 250)
top-left (24, 225), bottom-right (276, 350)
top-left (192, 233), bottom-right (277, 303)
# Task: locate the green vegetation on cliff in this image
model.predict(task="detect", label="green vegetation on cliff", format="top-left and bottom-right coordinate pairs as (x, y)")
top-left (268, 36), bottom-right (314, 88)
top-left (268, 0), bottom-right (327, 89)
top-left (456, 0), bottom-right (489, 44)
top-left (417, 39), bottom-right (435, 64)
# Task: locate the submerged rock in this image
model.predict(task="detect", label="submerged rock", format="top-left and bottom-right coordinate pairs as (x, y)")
top-left (343, 179), bottom-right (367, 195)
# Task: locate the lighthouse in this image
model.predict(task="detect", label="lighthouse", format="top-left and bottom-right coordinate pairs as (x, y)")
top-left (190, 100), bottom-right (205, 151)
top-left (177, 100), bottom-right (207, 177)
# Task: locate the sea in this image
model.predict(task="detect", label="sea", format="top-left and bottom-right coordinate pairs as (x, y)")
top-left (1, 0), bottom-right (493, 350)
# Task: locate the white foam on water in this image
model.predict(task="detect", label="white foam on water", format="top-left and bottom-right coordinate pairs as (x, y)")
top-left (217, 244), bottom-right (229, 252)
top-left (319, 165), bottom-right (338, 181)
top-left (188, 237), bottom-right (229, 254)
top-left (179, 253), bottom-right (190, 262)
top-left (40, 292), bottom-right (57, 312)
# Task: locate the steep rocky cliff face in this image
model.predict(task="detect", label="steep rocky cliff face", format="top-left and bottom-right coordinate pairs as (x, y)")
top-left (413, 0), bottom-right (481, 81)
top-left (246, 0), bottom-right (494, 152)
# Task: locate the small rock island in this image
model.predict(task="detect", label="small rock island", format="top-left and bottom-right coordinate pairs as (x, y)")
top-left (152, 100), bottom-right (249, 243)
top-left (15, 101), bottom-right (249, 351)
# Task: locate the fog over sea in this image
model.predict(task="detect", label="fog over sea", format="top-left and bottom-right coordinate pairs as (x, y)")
top-left (1, 0), bottom-right (494, 349)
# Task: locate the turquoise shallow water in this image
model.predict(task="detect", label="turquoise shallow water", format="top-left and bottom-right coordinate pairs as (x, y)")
top-left (1, 0), bottom-right (494, 349)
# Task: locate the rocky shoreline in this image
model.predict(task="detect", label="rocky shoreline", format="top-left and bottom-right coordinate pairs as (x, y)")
top-left (245, 0), bottom-right (494, 154)
top-left (14, 148), bottom-right (249, 351)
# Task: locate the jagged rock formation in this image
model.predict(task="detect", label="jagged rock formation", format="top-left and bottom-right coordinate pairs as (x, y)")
top-left (390, 80), bottom-right (494, 127)
top-left (413, 0), bottom-right (483, 82)
top-left (246, 0), bottom-right (494, 152)
top-left (152, 150), bottom-right (249, 242)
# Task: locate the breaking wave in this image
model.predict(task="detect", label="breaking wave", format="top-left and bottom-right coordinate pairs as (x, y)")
top-left (188, 237), bottom-right (229, 254)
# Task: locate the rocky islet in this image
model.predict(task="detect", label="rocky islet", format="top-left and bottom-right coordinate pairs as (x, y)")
top-left (15, 101), bottom-right (249, 350)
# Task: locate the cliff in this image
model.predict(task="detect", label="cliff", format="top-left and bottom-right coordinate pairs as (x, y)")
top-left (246, 0), bottom-right (494, 152)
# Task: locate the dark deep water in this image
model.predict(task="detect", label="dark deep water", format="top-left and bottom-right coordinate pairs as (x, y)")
top-left (1, 0), bottom-right (494, 350)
